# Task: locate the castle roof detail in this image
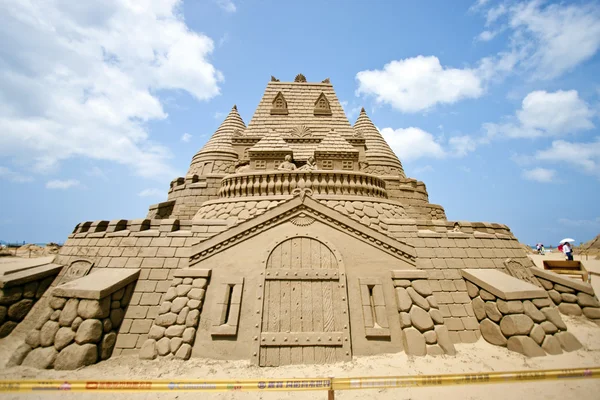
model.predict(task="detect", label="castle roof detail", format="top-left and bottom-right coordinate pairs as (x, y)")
top-left (244, 80), bottom-right (355, 138)
top-left (353, 108), bottom-right (405, 177)
top-left (249, 129), bottom-right (292, 153)
top-left (196, 105), bottom-right (245, 156)
top-left (315, 130), bottom-right (358, 154)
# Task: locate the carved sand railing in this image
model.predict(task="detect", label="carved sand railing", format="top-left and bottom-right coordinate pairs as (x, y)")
top-left (218, 171), bottom-right (388, 199)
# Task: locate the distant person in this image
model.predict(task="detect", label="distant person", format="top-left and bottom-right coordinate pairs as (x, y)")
top-left (562, 242), bottom-right (573, 261)
top-left (540, 244), bottom-right (545, 255)
top-left (536, 243), bottom-right (541, 254)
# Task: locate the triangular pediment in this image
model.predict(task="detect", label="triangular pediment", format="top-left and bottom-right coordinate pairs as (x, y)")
top-left (314, 92), bottom-right (332, 116)
top-left (189, 193), bottom-right (416, 266)
top-left (270, 92), bottom-right (288, 115)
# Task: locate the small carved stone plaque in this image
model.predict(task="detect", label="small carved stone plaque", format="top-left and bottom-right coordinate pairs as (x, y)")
top-left (59, 260), bottom-right (93, 284)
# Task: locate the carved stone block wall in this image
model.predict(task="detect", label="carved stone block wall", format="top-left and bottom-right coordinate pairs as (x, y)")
top-left (532, 269), bottom-right (600, 323)
top-left (466, 279), bottom-right (583, 357)
top-left (0, 264), bottom-right (61, 338)
top-left (392, 270), bottom-right (456, 356)
top-left (139, 269), bottom-right (210, 360)
top-left (9, 278), bottom-right (136, 369)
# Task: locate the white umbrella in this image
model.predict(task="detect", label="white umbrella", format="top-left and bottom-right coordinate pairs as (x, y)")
top-left (559, 238), bottom-right (575, 244)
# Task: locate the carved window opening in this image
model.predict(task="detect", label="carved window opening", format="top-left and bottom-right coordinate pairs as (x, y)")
top-left (367, 285), bottom-right (382, 329)
top-left (342, 161), bottom-right (353, 170)
top-left (270, 92), bottom-right (288, 115)
top-left (243, 148), bottom-right (250, 160)
top-left (359, 278), bottom-right (390, 338)
top-left (223, 285), bottom-right (235, 324)
top-left (255, 160), bottom-right (266, 169)
top-left (321, 160), bottom-right (333, 170)
top-left (314, 92), bottom-right (332, 116)
top-left (211, 278), bottom-right (244, 336)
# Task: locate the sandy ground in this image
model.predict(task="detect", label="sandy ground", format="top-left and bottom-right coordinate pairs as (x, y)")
top-left (1, 254), bottom-right (600, 399)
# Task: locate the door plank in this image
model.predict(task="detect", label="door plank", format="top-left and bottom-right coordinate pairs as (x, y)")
top-left (265, 279), bottom-right (280, 366)
top-left (290, 279), bottom-right (303, 364)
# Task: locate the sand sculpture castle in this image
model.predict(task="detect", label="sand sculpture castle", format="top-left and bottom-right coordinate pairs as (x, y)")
top-left (3, 74), bottom-right (600, 370)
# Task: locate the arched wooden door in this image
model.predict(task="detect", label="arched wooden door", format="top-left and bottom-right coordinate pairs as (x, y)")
top-left (257, 236), bottom-right (352, 366)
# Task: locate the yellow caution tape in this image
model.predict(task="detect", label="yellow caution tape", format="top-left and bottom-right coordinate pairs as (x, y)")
top-left (332, 367), bottom-right (600, 390)
top-left (0, 368), bottom-right (598, 393)
top-left (0, 378), bottom-right (331, 392)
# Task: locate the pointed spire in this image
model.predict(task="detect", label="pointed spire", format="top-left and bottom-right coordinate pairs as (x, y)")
top-left (197, 105), bottom-right (246, 156)
top-left (353, 108), bottom-right (405, 177)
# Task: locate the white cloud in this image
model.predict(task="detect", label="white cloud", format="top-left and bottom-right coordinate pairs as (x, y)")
top-left (484, 90), bottom-right (594, 139)
top-left (138, 188), bottom-right (165, 198)
top-left (214, 111), bottom-right (227, 120)
top-left (477, 0), bottom-right (600, 80)
top-left (534, 138), bottom-right (600, 177)
top-left (181, 133), bottom-right (192, 142)
top-left (413, 165), bottom-right (434, 174)
top-left (0, 166), bottom-right (33, 183)
top-left (486, 4), bottom-right (507, 25)
top-left (46, 179), bottom-right (79, 189)
top-left (85, 166), bottom-right (108, 181)
top-left (517, 90), bottom-right (594, 133)
top-left (470, 0), bottom-right (491, 12)
top-left (356, 56), bottom-right (483, 113)
top-left (216, 0), bottom-right (236, 13)
top-left (477, 30), bottom-right (499, 41)
top-left (522, 167), bottom-right (556, 183)
top-left (380, 127), bottom-right (446, 161)
top-left (0, 0), bottom-right (223, 180)
top-left (459, 166), bottom-right (472, 173)
top-left (449, 135), bottom-right (478, 157)
top-left (558, 217), bottom-right (600, 228)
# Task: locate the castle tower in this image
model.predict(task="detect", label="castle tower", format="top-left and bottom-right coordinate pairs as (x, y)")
top-left (187, 105), bottom-right (245, 176)
top-left (354, 108), bottom-right (406, 178)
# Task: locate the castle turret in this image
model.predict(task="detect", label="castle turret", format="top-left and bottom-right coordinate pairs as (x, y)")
top-left (187, 105), bottom-right (245, 176)
top-left (353, 108), bottom-right (405, 178)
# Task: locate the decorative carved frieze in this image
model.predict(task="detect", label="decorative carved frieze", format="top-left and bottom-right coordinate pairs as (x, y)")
top-left (289, 125), bottom-right (312, 137)
top-left (218, 171), bottom-right (388, 199)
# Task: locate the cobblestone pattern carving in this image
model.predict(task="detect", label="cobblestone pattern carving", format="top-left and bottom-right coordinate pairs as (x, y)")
top-left (0, 275), bottom-right (56, 338)
top-left (195, 200), bottom-right (284, 222)
top-left (535, 276), bottom-right (600, 323)
top-left (467, 281), bottom-right (583, 357)
top-left (318, 200), bottom-right (406, 232)
top-left (9, 282), bottom-right (135, 369)
top-left (139, 274), bottom-right (209, 360)
top-left (393, 274), bottom-right (456, 356)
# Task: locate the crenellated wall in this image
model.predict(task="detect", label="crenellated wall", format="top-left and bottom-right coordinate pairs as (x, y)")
top-left (50, 218), bottom-right (230, 356)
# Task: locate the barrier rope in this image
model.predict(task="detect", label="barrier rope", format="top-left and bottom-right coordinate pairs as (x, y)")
top-left (0, 367), bottom-right (598, 393)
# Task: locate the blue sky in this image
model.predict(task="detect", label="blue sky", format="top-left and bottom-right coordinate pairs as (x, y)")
top-left (0, 0), bottom-right (599, 247)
